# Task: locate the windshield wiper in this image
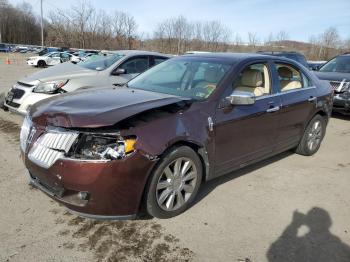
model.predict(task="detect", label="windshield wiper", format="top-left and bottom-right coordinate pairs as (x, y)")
top-left (113, 83), bottom-right (128, 87)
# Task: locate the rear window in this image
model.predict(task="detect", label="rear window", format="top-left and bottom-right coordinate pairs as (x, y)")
top-left (79, 54), bottom-right (124, 71)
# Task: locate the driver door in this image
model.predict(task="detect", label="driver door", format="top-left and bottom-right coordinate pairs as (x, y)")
top-left (214, 62), bottom-right (282, 177)
top-left (110, 56), bottom-right (150, 86)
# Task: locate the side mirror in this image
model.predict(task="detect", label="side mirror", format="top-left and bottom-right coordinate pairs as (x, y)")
top-left (226, 91), bottom-right (255, 105)
top-left (112, 68), bottom-right (126, 76)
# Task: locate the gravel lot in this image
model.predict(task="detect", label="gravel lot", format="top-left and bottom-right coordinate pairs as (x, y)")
top-left (1, 60), bottom-right (350, 262)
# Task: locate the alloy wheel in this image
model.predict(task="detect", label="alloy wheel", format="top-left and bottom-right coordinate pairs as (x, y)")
top-left (156, 157), bottom-right (198, 211)
top-left (307, 120), bottom-right (323, 151)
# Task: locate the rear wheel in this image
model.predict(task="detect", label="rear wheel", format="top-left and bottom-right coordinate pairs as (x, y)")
top-left (37, 60), bottom-right (46, 67)
top-left (144, 146), bottom-right (202, 219)
top-left (295, 115), bottom-right (326, 156)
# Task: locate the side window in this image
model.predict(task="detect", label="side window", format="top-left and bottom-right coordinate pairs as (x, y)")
top-left (233, 63), bottom-right (271, 97)
top-left (154, 57), bottom-right (168, 66)
top-left (51, 53), bottom-right (60, 58)
top-left (275, 63), bottom-right (303, 92)
top-left (119, 57), bottom-right (149, 74)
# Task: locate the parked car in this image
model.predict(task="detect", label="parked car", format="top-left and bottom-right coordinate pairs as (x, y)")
top-left (314, 53), bottom-right (350, 115)
top-left (0, 43), bottom-right (10, 52)
top-left (38, 47), bottom-right (62, 56)
top-left (258, 51), bottom-right (309, 68)
top-left (20, 53), bottom-right (332, 219)
top-left (308, 61), bottom-right (326, 71)
top-left (26, 52), bottom-right (72, 67)
top-left (4, 51), bottom-right (171, 115)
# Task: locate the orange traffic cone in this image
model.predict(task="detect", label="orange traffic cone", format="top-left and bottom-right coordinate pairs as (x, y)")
top-left (5, 57), bottom-right (11, 65)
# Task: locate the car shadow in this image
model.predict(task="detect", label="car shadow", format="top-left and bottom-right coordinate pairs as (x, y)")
top-left (266, 208), bottom-right (350, 262)
top-left (193, 150), bottom-right (294, 206)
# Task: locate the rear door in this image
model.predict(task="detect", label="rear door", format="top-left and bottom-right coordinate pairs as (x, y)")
top-left (47, 53), bottom-right (61, 65)
top-left (214, 61), bottom-right (282, 176)
top-left (150, 56), bottom-right (169, 68)
top-left (60, 53), bottom-right (71, 63)
top-left (272, 61), bottom-right (317, 151)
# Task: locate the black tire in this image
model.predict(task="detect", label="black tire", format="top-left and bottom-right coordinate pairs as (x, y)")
top-left (0, 92), bottom-right (8, 111)
top-left (144, 146), bottom-right (203, 219)
top-left (37, 60), bottom-right (46, 67)
top-left (295, 114), bottom-right (326, 156)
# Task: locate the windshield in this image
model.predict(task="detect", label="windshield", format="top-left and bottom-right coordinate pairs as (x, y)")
top-left (319, 56), bottom-right (350, 73)
top-left (128, 58), bottom-right (231, 100)
top-left (79, 54), bottom-right (124, 71)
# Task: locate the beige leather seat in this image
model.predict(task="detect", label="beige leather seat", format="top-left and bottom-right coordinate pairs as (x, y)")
top-left (278, 67), bottom-right (302, 91)
top-left (235, 69), bottom-right (265, 96)
top-left (195, 67), bottom-right (220, 90)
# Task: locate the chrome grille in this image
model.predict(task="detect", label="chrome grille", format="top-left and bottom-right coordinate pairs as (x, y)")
top-left (330, 81), bottom-right (342, 90)
top-left (330, 80), bottom-right (350, 93)
top-left (28, 131), bottom-right (78, 168)
top-left (11, 88), bottom-right (25, 99)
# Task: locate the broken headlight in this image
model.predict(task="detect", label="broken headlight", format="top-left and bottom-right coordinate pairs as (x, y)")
top-left (33, 80), bottom-right (68, 94)
top-left (70, 134), bottom-right (136, 160)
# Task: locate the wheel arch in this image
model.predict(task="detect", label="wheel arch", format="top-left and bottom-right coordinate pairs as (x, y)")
top-left (138, 140), bottom-right (209, 215)
top-left (312, 109), bottom-right (329, 124)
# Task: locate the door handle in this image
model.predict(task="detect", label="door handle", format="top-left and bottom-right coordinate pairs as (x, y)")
top-left (308, 96), bottom-right (317, 102)
top-left (266, 106), bottom-right (280, 113)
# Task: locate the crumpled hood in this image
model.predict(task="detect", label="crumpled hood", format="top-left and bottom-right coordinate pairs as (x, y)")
top-left (30, 87), bottom-right (189, 128)
top-left (314, 71), bottom-right (350, 82)
top-left (19, 62), bottom-right (96, 84)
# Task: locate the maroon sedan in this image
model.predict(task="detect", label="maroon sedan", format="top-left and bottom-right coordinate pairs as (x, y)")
top-left (20, 53), bottom-right (333, 219)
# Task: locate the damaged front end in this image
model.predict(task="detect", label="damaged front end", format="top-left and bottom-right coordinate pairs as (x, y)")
top-left (67, 132), bottom-right (137, 161)
top-left (22, 120), bottom-right (159, 218)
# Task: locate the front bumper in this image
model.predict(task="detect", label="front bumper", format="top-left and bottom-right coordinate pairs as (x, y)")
top-left (27, 60), bottom-right (37, 66)
top-left (24, 151), bottom-right (157, 219)
top-left (4, 87), bottom-right (54, 115)
top-left (333, 93), bottom-right (350, 115)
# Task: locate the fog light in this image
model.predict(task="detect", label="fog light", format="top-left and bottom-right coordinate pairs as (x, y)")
top-left (78, 191), bottom-right (89, 200)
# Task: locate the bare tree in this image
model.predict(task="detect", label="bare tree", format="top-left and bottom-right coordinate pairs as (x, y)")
top-left (70, 0), bottom-right (94, 48)
top-left (264, 32), bottom-right (274, 46)
top-left (275, 30), bottom-right (289, 42)
top-left (248, 32), bottom-right (259, 47)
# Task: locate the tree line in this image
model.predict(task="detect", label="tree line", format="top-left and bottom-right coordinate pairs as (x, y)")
top-left (1, 0), bottom-right (349, 60)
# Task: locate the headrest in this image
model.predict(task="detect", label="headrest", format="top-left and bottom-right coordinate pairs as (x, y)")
top-left (278, 67), bottom-right (293, 78)
top-left (241, 69), bottom-right (263, 87)
top-left (204, 67), bottom-right (220, 83)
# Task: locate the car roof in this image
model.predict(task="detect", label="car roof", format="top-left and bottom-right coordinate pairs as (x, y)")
top-left (338, 54), bottom-right (350, 57)
top-left (108, 50), bottom-right (172, 57)
top-left (181, 52), bottom-right (280, 63)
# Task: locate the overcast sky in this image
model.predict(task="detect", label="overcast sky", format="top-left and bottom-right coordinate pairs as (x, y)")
top-left (9, 0), bottom-right (350, 42)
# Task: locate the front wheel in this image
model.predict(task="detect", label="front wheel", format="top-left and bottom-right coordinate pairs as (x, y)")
top-left (144, 146), bottom-right (203, 219)
top-left (295, 115), bottom-right (326, 156)
top-left (37, 60), bottom-right (46, 67)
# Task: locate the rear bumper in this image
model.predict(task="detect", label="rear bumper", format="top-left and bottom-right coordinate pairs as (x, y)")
top-left (24, 151), bottom-right (157, 219)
